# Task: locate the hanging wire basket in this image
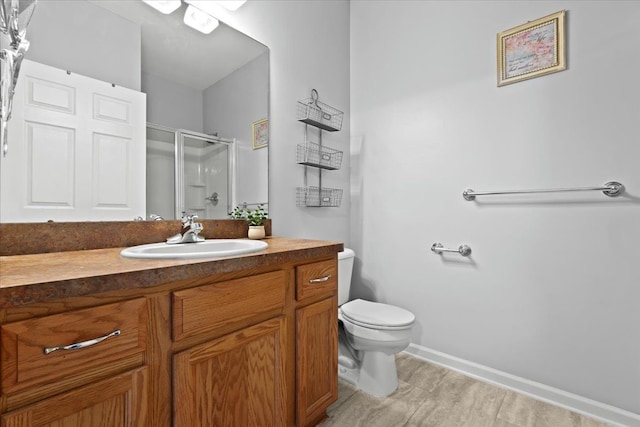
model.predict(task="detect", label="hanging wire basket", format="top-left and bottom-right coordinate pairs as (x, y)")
top-left (297, 89), bottom-right (343, 132)
top-left (296, 142), bottom-right (343, 170)
top-left (296, 186), bottom-right (343, 207)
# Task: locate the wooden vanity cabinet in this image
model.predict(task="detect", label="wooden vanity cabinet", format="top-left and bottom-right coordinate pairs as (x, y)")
top-left (171, 271), bottom-right (288, 426)
top-left (169, 261), bottom-right (338, 427)
top-left (0, 250), bottom-right (340, 427)
top-left (295, 259), bottom-right (339, 427)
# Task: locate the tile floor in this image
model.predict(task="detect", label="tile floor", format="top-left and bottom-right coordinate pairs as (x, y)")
top-left (319, 353), bottom-right (612, 427)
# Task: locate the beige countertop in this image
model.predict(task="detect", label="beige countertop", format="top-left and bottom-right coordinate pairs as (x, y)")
top-left (0, 237), bottom-right (343, 308)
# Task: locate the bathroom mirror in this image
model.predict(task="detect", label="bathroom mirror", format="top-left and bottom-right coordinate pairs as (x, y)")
top-left (0, 0), bottom-right (268, 222)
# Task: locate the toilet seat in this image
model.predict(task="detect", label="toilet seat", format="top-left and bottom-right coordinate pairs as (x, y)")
top-left (340, 299), bottom-right (415, 330)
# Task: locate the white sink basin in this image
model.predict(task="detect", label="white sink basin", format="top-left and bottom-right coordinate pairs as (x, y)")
top-left (120, 239), bottom-right (268, 260)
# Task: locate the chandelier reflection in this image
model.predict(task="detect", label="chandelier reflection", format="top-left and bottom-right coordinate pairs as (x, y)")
top-left (0, 0), bottom-right (37, 157)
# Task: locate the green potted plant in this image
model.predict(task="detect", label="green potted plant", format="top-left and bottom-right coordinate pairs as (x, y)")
top-left (229, 204), bottom-right (268, 239)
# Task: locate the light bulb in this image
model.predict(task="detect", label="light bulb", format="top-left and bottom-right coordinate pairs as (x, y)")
top-left (214, 1), bottom-right (247, 11)
top-left (141, 0), bottom-right (181, 14)
top-left (183, 5), bottom-right (219, 34)
top-left (184, 1), bottom-right (247, 16)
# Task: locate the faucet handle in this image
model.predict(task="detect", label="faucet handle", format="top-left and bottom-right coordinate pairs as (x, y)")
top-left (181, 212), bottom-right (198, 226)
top-left (191, 222), bottom-right (203, 234)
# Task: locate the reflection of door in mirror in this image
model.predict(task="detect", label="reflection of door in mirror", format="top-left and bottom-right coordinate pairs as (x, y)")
top-left (146, 126), bottom-right (235, 221)
top-left (0, 60), bottom-right (146, 223)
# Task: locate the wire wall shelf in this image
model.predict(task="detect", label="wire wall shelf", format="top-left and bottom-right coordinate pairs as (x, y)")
top-left (297, 94), bottom-right (343, 132)
top-left (296, 142), bottom-right (343, 170)
top-left (296, 89), bottom-right (344, 208)
top-left (296, 186), bottom-right (343, 207)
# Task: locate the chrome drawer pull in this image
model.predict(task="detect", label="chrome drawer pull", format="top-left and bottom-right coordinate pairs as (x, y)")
top-left (43, 329), bottom-right (121, 355)
top-left (309, 275), bottom-right (331, 284)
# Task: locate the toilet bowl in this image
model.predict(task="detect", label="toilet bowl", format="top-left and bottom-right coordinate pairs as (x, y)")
top-left (337, 249), bottom-right (415, 397)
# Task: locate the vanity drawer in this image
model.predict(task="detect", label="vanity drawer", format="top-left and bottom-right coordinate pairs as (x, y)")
top-left (172, 270), bottom-right (286, 341)
top-left (296, 259), bottom-right (337, 302)
top-left (0, 298), bottom-right (148, 395)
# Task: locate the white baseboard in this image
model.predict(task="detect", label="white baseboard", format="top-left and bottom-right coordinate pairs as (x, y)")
top-left (404, 343), bottom-right (640, 427)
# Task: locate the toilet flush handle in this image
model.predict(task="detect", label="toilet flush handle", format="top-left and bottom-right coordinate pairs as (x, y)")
top-left (309, 275), bottom-right (331, 283)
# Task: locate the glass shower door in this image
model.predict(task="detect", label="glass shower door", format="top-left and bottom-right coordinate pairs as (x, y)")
top-left (177, 131), bottom-right (235, 220)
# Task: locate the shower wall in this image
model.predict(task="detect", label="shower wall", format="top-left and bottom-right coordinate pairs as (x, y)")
top-left (203, 144), bottom-right (231, 219)
top-left (351, 0), bottom-right (640, 418)
top-left (146, 135), bottom-right (175, 220)
top-left (183, 142), bottom-right (230, 219)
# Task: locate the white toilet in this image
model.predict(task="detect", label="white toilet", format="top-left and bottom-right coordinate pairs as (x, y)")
top-left (337, 248), bottom-right (416, 397)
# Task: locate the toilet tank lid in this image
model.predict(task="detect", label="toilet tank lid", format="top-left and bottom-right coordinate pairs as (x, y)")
top-left (341, 299), bottom-right (415, 327)
top-left (338, 248), bottom-right (355, 260)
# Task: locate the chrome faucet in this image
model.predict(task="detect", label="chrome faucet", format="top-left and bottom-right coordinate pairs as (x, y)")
top-left (166, 212), bottom-right (204, 244)
top-left (133, 213), bottom-right (164, 221)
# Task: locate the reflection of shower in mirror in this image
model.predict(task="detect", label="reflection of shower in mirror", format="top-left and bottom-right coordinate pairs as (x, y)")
top-left (146, 125), bottom-right (236, 221)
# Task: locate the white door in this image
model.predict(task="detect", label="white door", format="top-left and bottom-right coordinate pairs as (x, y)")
top-left (0, 60), bottom-right (146, 222)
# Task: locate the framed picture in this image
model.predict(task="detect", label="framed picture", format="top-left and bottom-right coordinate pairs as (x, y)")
top-left (497, 10), bottom-right (566, 86)
top-left (252, 118), bottom-right (268, 150)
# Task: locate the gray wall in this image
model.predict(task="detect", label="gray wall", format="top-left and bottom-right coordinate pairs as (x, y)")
top-left (26, 0), bottom-right (140, 91)
top-left (203, 52), bottom-right (269, 208)
top-left (220, 0), bottom-right (351, 244)
top-left (351, 0), bottom-right (640, 416)
top-left (143, 72), bottom-right (204, 132)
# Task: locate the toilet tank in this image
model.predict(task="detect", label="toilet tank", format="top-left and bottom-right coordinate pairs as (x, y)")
top-left (338, 248), bottom-right (355, 305)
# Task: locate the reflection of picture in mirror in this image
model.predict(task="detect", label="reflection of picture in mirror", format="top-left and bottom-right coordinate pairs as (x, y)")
top-left (1, 0), bottom-right (269, 223)
top-left (252, 118), bottom-right (268, 150)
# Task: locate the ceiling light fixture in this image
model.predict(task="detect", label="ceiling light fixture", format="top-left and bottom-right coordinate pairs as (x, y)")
top-left (141, 0), bottom-right (182, 15)
top-left (183, 4), bottom-right (219, 34)
top-left (141, 0), bottom-right (245, 35)
top-left (184, 1), bottom-right (247, 16)
top-left (214, 1), bottom-right (247, 11)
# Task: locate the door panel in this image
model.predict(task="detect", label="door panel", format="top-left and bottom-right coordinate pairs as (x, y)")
top-left (1, 59), bottom-right (146, 222)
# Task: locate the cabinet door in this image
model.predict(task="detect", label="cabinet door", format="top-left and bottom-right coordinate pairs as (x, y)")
top-left (296, 297), bottom-right (338, 427)
top-left (173, 317), bottom-right (286, 427)
top-left (0, 367), bottom-right (147, 427)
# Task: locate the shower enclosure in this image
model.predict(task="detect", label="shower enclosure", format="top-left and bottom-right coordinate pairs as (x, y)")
top-left (146, 124), bottom-right (236, 220)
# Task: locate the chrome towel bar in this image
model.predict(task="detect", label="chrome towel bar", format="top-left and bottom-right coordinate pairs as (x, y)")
top-left (431, 243), bottom-right (472, 257)
top-left (462, 181), bottom-right (624, 201)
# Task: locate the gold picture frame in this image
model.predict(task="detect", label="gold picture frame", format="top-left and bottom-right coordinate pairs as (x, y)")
top-left (497, 10), bottom-right (566, 86)
top-left (252, 118), bottom-right (268, 150)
